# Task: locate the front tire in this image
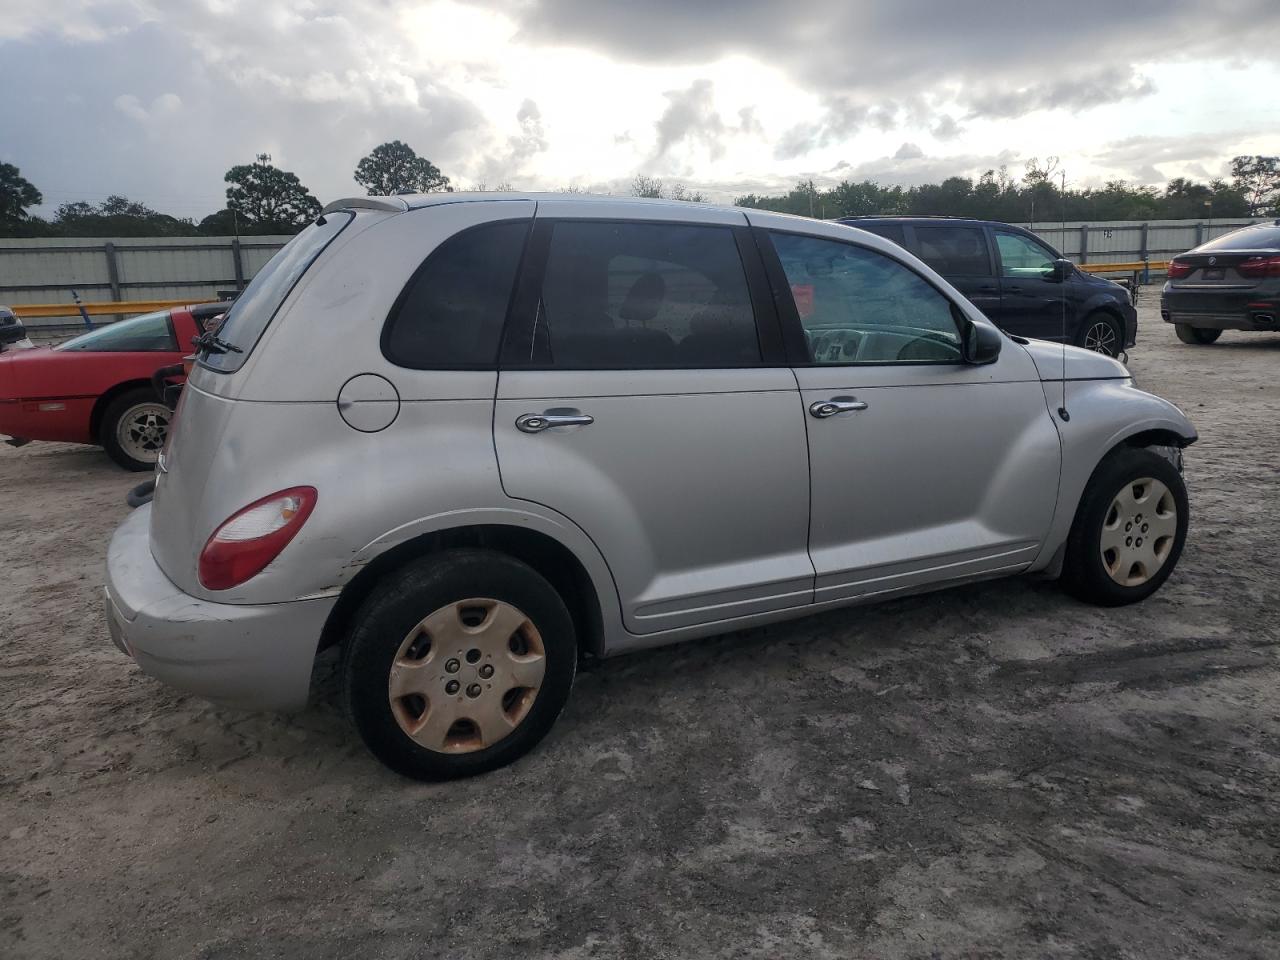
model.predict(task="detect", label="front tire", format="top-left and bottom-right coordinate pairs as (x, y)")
top-left (100, 388), bottom-right (171, 471)
top-left (1175, 324), bottom-right (1222, 345)
top-left (1077, 312), bottom-right (1123, 356)
top-left (343, 549), bottom-right (577, 781)
top-left (1061, 447), bottom-right (1188, 607)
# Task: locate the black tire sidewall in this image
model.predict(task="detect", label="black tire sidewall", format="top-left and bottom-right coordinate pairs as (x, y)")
top-left (100, 387), bottom-right (165, 472)
top-left (1063, 448), bottom-right (1189, 607)
top-left (1175, 324), bottom-right (1221, 345)
top-left (342, 549), bottom-right (577, 781)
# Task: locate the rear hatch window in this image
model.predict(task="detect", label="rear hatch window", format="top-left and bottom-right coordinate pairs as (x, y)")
top-left (199, 211), bottom-right (353, 372)
top-left (1197, 224), bottom-right (1280, 252)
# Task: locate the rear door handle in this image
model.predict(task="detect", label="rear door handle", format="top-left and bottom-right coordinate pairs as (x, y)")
top-left (515, 412), bottom-right (594, 433)
top-left (809, 397), bottom-right (869, 418)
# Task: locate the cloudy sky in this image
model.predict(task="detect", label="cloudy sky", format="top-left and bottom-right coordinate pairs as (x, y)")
top-left (2, 0), bottom-right (1279, 219)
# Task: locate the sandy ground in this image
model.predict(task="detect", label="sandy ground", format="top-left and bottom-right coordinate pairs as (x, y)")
top-left (2, 295), bottom-right (1279, 959)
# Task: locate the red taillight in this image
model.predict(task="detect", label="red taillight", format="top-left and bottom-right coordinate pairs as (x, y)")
top-left (1236, 255), bottom-right (1280, 279)
top-left (1167, 259), bottom-right (1194, 279)
top-left (198, 486), bottom-right (317, 590)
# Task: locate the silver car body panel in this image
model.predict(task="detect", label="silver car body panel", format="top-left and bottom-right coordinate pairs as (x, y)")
top-left (110, 194), bottom-right (1198, 710)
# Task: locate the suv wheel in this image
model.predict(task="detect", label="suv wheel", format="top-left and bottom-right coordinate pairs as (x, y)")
top-left (1061, 447), bottom-right (1188, 607)
top-left (343, 548), bottom-right (577, 780)
top-left (100, 387), bottom-right (171, 471)
top-left (1175, 324), bottom-right (1222, 345)
top-left (1078, 312), bottom-right (1123, 356)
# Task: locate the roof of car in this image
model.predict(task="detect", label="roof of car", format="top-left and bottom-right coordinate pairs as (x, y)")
top-left (321, 192), bottom-right (728, 216)
top-left (839, 215), bottom-right (993, 225)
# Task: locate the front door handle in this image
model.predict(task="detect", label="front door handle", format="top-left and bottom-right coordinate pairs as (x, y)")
top-left (515, 412), bottom-right (595, 433)
top-left (809, 397), bottom-right (869, 418)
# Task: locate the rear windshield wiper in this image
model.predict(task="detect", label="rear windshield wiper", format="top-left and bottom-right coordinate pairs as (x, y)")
top-left (193, 331), bottom-right (243, 355)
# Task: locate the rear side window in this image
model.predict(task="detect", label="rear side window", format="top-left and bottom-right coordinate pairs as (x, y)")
top-left (911, 224), bottom-right (992, 276)
top-left (55, 310), bottom-right (176, 352)
top-left (533, 221), bottom-right (761, 368)
top-left (1200, 224), bottom-right (1280, 251)
top-left (384, 220), bottom-right (529, 369)
top-left (201, 211), bottom-right (353, 372)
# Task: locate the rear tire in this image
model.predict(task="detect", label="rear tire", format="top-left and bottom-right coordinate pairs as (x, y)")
top-left (1175, 324), bottom-right (1221, 345)
top-left (1077, 311), bottom-right (1123, 356)
top-left (1061, 447), bottom-right (1188, 607)
top-left (100, 388), bottom-right (171, 471)
top-left (343, 549), bottom-right (577, 781)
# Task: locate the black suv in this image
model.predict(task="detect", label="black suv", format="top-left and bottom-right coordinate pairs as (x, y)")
top-left (838, 217), bottom-right (1137, 356)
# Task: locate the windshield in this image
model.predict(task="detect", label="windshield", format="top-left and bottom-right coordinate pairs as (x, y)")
top-left (200, 211), bottom-right (354, 372)
top-left (1199, 224), bottom-right (1280, 252)
top-left (55, 310), bottom-right (176, 352)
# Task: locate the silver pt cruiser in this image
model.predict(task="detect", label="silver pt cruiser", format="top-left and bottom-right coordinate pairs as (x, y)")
top-left (105, 194), bottom-right (1196, 780)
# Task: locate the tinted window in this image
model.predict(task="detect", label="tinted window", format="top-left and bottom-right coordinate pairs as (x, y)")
top-left (1200, 224), bottom-right (1280, 251)
top-left (772, 233), bottom-right (962, 364)
top-left (55, 310), bottom-right (175, 352)
top-left (384, 220), bottom-right (529, 368)
top-left (911, 224), bottom-right (992, 276)
top-left (201, 211), bottom-right (353, 372)
top-left (534, 221), bottom-right (760, 368)
top-left (852, 222), bottom-right (907, 248)
top-left (994, 230), bottom-right (1056, 278)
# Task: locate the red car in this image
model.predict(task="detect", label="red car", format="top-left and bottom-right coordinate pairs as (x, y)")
top-left (0, 304), bottom-right (220, 471)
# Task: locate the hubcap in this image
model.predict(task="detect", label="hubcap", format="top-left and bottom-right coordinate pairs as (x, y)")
top-left (1100, 477), bottom-right (1177, 586)
top-left (387, 598), bottom-right (546, 754)
top-left (116, 402), bottom-right (171, 462)
top-left (1084, 321), bottom-right (1118, 356)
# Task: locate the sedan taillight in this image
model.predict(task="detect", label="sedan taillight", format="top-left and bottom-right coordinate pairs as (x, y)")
top-left (1167, 259), bottom-right (1194, 280)
top-left (198, 486), bottom-right (317, 590)
top-left (1236, 255), bottom-right (1280, 279)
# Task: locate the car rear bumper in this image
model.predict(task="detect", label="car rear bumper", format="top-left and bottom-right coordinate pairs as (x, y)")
top-left (104, 503), bottom-right (335, 711)
top-left (1161, 288), bottom-right (1279, 331)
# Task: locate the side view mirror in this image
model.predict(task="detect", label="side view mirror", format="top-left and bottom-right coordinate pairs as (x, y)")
top-left (1047, 258), bottom-right (1074, 281)
top-left (965, 320), bottom-right (1003, 365)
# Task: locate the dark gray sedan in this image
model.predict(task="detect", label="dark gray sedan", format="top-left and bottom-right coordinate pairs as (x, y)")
top-left (1161, 221), bottom-right (1280, 344)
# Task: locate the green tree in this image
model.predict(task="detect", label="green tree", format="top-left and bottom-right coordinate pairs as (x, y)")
top-left (51, 195), bottom-right (199, 237)
top-left (1230, 155), bottom-right (1280, 216)
top-left (0, 162), bottom-right (42, 228)
top-left (354, 141), bottom-right (451, 195)
top-left (224, 154), bottom-right (321, 233)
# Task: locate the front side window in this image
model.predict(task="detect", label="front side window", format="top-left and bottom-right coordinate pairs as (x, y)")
top-left (772, 233), bottom-right (963, 364)
top-left (911, 224), bottom-right (992, 277)
top-left (201, 211), bottom-right (353, 372)
top-left (55, 310), bottom-right (175, 352)
top-left (533, 221), bottom-right (760, 368)
top-left (995, 230), bottom-right (1057, 278)
top-left (383, 220), bottom-right (530, 368)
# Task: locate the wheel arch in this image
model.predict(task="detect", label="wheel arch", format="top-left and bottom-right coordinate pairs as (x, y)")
top-left (90, 378), bottom-right (155, 443)
top-left (319, 523), bottom-right (608, 660)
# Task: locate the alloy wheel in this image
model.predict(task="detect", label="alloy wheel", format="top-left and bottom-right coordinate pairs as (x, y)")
top-left (1083, 320), bottom-right (1119, 356)
top-left (116, 402), bottom-right (171, 463)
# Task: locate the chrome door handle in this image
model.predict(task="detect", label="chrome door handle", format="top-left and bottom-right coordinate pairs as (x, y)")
top-left (809, 398), bottom-right (869, 418)
top-left (515, 412), bottom-right (595, 433)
